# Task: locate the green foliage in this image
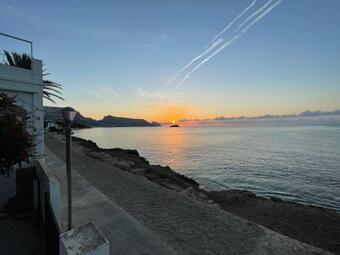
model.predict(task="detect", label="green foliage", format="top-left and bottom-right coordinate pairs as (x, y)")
top-left (3, 51), bottom-right (64, 103)
top-left (4, 50), bottom-right (32, 69)
top-left (43, 80), bottom-right (64, 103)
top-left (0, 93), bottom-right (33, 175)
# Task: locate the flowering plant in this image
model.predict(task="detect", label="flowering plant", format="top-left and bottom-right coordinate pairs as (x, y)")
top-left (0, 93), bottom-right (33, 175)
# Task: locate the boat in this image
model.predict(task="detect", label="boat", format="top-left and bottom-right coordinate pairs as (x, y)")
top-left (169, 124), bottom-right (179, 128)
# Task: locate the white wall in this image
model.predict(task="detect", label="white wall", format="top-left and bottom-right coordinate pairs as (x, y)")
top-left (0, 59), bottom-right (45, 158)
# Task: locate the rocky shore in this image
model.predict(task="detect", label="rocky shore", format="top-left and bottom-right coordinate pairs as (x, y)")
top-left (72, 136), bottom-right (340, 254)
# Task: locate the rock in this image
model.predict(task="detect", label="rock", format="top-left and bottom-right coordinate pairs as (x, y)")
top-left (212, 203), bottom-right (222, 209)
top-left (197, 192), bottom-right (209, 201)
top-left (113, 160), bottom-right (135, 170)
top-left (207, 200), bottom-right (215, 205)
top-left (270, 196), bottom-right (283, 202)
top-left (76, 136), bottom-right (201, 197)
top-left (87, 152), bottom-right (108, 160)
top-left (131, 168), bottom-right (147, 175)
top-left (180, 188), bottom-right (211, 204)
top-left (181, 187), bottom-right (196, 198)
top-left (160, 183), bottom-right (184, 192)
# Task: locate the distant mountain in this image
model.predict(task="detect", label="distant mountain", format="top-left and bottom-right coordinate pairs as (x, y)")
top-left (73, 111), bottom-right (98, 126)
top-left (99, 115), bottom-right (158, 127)
top-left (44, 106), bottom-right (160, 127)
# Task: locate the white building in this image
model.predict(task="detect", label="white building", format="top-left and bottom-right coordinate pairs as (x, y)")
top-left (0, 52), bottom-right (44, 158)
top-left (0, 34), bottom-right (111, 255)
top-left (0, 34), bottom-right (44, 208)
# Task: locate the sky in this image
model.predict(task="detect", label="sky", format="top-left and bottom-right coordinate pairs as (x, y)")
top-left (1, 0), bottom-right (340, 123)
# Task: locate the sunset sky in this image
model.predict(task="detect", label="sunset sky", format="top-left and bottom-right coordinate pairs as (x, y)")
top-left (1, 0), bottom-right (339, 122)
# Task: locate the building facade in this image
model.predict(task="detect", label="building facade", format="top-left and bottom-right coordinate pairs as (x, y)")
top-left (0, 58), bottom-right (45, 158)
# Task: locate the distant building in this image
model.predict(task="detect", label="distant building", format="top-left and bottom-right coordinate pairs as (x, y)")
top-left (44, 106), bottom-right (64, 129)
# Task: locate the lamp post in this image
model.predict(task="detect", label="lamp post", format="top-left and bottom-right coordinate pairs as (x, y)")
top-left (61, 107), bottom-right (77, 230)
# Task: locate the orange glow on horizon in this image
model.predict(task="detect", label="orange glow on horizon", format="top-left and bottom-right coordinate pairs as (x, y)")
top-left (76, 102), bottom-right (285, 124)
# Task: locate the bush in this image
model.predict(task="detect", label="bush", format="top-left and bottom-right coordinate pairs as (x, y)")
top-left (0, 93), bottom-right (33, 175)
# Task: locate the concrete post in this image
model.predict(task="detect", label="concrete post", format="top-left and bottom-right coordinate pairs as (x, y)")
top-left (59, 222), bottom-right (109, 255)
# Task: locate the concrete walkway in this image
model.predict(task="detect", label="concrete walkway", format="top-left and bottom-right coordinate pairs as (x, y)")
top-left (44, 148), bottom-right (175, 255)
top-left (46, 134), bottom-right (332, 255)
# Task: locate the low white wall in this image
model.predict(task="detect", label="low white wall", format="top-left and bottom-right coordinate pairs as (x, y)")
top-left (36, 158), bottom-right (110, 255)
top-left (36, 159), bottom-right (61, 229)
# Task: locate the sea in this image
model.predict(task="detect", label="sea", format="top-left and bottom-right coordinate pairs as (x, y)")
top-left (73, 125), bottom-right (340, 211)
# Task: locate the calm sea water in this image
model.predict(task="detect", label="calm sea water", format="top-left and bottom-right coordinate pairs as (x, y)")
top-left (74, 126), bottom-right (340, 211)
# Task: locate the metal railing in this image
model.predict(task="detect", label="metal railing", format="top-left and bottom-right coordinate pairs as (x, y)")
top-left (0, 32), bottom-right (33, 58)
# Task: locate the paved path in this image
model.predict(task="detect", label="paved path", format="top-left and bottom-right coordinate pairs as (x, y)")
top-left (46, 134), bottom-right (331, 255)
top-left (43, 147), bottom-right (175, 255)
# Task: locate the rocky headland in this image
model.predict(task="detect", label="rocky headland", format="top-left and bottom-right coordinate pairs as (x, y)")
top-left (44, 106), bottom-right (161, 127)
top-left (72, 136), bottom-right (340, 254)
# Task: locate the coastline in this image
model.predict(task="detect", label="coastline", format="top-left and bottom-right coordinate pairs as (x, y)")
top-left (71, 136), bottom-right (339, 254)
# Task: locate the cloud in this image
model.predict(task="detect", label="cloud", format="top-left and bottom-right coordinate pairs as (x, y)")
top-left (86, 86), bottom-right (119, 99)
top-left (136, 87), bottom-right (166, 99)
top-left (214, 110), bottom-right (340, 121)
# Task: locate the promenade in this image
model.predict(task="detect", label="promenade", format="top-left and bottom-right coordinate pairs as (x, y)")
top-left (46, 134), bottom-right (331, 255)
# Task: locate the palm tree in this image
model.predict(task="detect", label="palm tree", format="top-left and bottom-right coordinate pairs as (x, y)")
top-left (4, 50), bottom-right (31, 69)
top-left (43, 80), bottom-right (64, 103)
top-left (4, 51), bottom-right (64, 103)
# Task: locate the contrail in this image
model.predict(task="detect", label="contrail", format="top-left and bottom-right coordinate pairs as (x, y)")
top-left (238, 0), bottom-right (274, 30)
top-left (243, 0), bottom-right (282, 32)
top-left (207, 0), bottom-right (257, 48)
top-left (176, 0), bottom-right (282, 86)
top-left (165, 38), bottom-right (224, 86)
top-left (166, 0), bottom-right (257, 86)
top-left (176, 36), bottom-right (240, 87)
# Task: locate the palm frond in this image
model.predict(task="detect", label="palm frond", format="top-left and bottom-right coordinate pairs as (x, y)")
top-left (3, 51), bottom-right (32, 69)
top-left (4, 50), bottom-right (15, 66)
top-left (4, 51), bottom-right (64, 103)
top-left (43, 80), bottom-right (62, 88)
top-left (43, 80), bottom-right (64, 103)
top-left (43, 86), bottom-right (63, 95)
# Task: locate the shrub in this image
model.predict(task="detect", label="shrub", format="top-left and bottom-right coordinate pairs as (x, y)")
top-left (0, 93), bottom-right (33, 175)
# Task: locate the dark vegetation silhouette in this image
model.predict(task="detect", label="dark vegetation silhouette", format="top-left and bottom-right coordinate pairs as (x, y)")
top-left (4, 50), bottom-right (64, 103)
top-left (0, 93), bottom-right (33, 175)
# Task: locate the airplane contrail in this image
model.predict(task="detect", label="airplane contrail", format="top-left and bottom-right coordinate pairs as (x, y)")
top-left (166, 0), bottom-right (257, 86)
top-left (165, 38), bottom-right (224, 86)
top-left (243, 0), bottom-right (282, 33)
top-left (206, 0), bottom-right (257, 49)
top-left (237, 0), bottom-right (274, 30)
top-left (176, 0), bottom-right (282, 87)
top-left (176, 36), bottom-right (240, 87)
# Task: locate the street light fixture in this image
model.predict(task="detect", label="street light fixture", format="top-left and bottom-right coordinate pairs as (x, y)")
top-left (61, 107), bottom-right (76, 230)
